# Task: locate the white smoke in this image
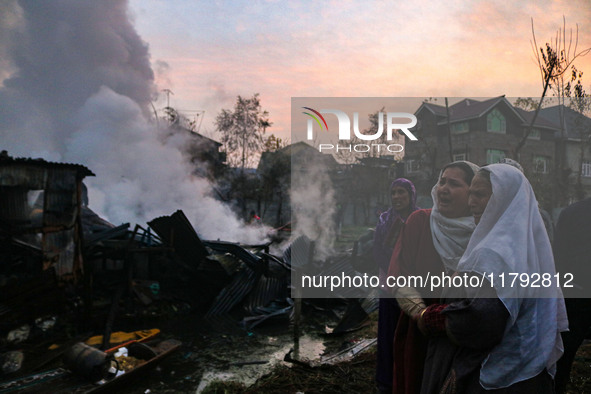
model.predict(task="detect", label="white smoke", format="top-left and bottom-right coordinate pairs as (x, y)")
top-left (0, 0), bottom-right (269, 244)
top-left (290, 163), bottom-right (337, 260)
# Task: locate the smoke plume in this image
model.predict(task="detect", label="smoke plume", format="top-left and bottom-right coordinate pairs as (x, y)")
top-left (290, 163), bottom-right (337, 260)
top-left (0, 0), bottom-right (268, 244)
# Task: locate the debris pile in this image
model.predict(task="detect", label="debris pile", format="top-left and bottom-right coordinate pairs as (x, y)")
top-left (0, 154), bottom-right (379, 386)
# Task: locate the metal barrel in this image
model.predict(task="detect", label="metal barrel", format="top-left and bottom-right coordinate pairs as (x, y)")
top-left (63, 342), bottom-right (114, 382)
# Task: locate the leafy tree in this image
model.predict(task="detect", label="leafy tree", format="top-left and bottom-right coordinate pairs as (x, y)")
top-left (513, 97), bottom-right (542, 111)
top-left (569, 80), bottom-right (591, 200)
top-left (263, 134), bottom-right (288, 152)
top-left (215, 93), bottom-right (272, 172)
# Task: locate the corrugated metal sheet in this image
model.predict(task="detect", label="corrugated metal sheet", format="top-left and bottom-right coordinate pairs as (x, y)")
top-left (44, 229), bottom-right (76, 278)
top-left (0, 158), bottom-right (92, 227)
top-left (148, 210), bottom-right (209, 265)
top-left (203, 240), bottom-right (265, 273)
top-left (0, 156), bottom-right (94, 178)
top-left (0, 155), bottom-right (93, 281)
top-left (0, 187), bottom-right (29, 223)
top-left (44, 168), bottom-right (78, 227)
top-left (318, 255), bottom-right (369, 299)
top-left (241, 301), bottom-right (293, 330)
top-left (205, 265), bottom-right (261, 317)
top-left (242, 275), bottom-right (288, 314)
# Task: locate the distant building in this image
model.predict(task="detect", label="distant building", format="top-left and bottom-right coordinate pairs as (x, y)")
top-left (539, 105), bottom-right (591, 203)
top-left (165, 124), bottom-right (226, 179)
top-left (404, 96), bottom-right (561, 206)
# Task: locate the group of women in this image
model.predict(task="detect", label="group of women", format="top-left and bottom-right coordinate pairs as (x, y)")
top-left (374, 161), bottom-right (567, 394)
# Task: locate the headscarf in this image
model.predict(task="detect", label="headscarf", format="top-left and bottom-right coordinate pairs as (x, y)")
top-left (455, 163), bottom-right (567, 388)
top-left (374, 178), bottom-right (418, 274)
top-left (430, 160), bottom-right (480, 272)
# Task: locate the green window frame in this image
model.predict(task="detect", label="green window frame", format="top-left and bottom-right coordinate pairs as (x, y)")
top-left (487, 109), bottom-right (506, 133)
top-left (486, 149), bottom-right (505, 164)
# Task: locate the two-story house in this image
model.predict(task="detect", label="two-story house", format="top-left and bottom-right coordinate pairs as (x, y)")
top-left (404, 96), bottom-right (560, 206)
top-left (539, 104), bottom-right (591, 203)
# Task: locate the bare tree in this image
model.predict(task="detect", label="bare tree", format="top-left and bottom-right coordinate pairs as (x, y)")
top-left (514, 17), bottom-right (591, 157)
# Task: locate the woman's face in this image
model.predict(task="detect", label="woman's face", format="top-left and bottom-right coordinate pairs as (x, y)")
top-left (391, 186), bottom-right (411, 215)
top-left (468, 173), bottom-right (493, 225)
top-left (436, 167), bottom-right (472, 218)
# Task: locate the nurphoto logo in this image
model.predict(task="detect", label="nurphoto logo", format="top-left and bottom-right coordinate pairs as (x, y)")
top-left (302, 107), bottom-right (418, 153)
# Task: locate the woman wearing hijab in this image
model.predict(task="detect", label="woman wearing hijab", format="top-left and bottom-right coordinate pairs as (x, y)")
top-left (388, 161), bottom-right (479, 394)
top-left (374, 178), bottom-right (419, 394)
top-left (418, 164), bottom-right (567, 393)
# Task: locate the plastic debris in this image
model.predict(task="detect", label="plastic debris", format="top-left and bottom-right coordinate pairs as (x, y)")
top-left (35, 316), bottom-right (57, 331)
top-left (1, 351), bottom-right (24, 374)
top-left (7, 325), bottom-right (30, 344)
top-left (114, 347), bottom-right (128, 358)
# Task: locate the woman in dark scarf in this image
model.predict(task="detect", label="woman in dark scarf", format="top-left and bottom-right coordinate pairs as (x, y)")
top-left (375, 178), bottom-right (419, 394)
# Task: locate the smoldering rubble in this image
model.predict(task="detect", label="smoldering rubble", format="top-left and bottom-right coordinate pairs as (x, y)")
top-left (0, 153), bottom-right (378, 383)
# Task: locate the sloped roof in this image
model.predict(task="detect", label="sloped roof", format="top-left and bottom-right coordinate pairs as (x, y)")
top-left (169, 124), bottom-right (222, 147)
top-left (513, 107), bottom-right (560, 130)
top-left (423, 96), bottom-right (560, 131)
top-left (418, 97), bottom-right (522, 125)
top-left (446, 97), bottom-right (506, 121)
top-left (415, 102), bottom-right (448, 117)
top-left (538, 105), bottom-right (591, 139)
top-left (0, 152), bottom-right (95, 178)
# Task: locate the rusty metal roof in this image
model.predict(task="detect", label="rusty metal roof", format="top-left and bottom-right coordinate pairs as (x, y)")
top-left (0, 154), bottom-right (95, 178)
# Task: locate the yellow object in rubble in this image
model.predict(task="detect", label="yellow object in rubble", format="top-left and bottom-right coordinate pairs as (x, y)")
top-left (85, 328), bottom-right (160, 346)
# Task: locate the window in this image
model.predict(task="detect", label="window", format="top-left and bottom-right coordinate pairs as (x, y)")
top-left (451, 122), bottom-right (469, 134)
top-left (486, 149), bottom-right (505, 164)
top-left (533, 156), bottom-right (549, 174)
top-left (582, 161), bottom-right (591, 177)
top-left (487, 109), bottom-right (506, 133)
top-left (527, 128), bottom-right (541, 140)
top-left (405, 159), bottom-right (420, 173)
top-left (453, 153), bottom-right (467, 162)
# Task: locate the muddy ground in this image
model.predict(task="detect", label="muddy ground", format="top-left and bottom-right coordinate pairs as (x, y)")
top-left (122, 304), bottom-right (376, 393)
top-left (116, 307), bottom-right (591, 394)
top-left (117, 225), bottom-right (591, 393)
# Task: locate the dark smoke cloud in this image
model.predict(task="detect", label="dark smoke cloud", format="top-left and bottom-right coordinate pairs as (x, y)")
top-left (0, 0), bottom-right (154, 156)
top-left (0, 0), bottom-right (269, 243)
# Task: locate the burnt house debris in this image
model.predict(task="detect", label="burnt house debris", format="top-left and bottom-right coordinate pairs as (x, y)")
top-left (147, 210), bottom-right (292, 330)
top-left (0, 153), bottom-right (94, 282)
top-left (0, 152), bottom-right (378, 385)
top-left (0, 154), bottom-right (95, 340)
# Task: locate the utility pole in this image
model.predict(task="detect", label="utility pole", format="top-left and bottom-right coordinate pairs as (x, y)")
top-left (162, 89), bottom-right (174, 108)
top-left (445, 98), bottom-right (453, 163)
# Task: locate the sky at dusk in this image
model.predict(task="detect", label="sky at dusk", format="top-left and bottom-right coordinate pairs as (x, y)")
top-left (1, 0), bottom-right (591, 235)
top-left (130, 0), bottom-right (591, 142)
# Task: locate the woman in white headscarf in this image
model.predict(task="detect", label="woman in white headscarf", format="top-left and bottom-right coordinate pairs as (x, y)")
top-left (418, 164), bottom-right (567, 393)
top-left (388, 160), bottom-right (479, 394)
